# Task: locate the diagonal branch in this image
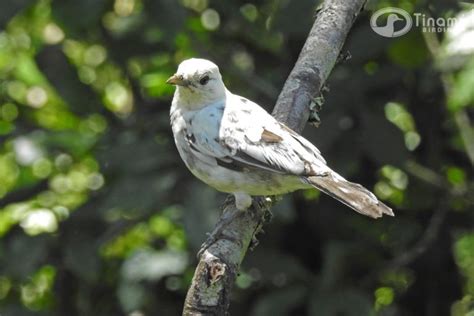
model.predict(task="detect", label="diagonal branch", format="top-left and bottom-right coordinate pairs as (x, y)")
top-left (182, 0), bottom-right (367, 314)
top-left (272, 1), bottom-right (364, 133)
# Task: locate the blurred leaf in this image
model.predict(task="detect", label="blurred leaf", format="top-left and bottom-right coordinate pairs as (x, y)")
top-left (44, 131), bottom-right (97, 157)
top-left (14, 53), bottom-right (48, 85)
top-left (451, 295), bottom-right (474, 316)
top-left (454, 232), bottom-right (474, 295)
top-left (121, 249), bottom-right (188, 282)
top-left (20, 265), bottom-right (56, 310)
top-left (446, 166), bottom-right (466, 186)
top-left (448, 58), bottom-right (474, 111)
top-left (117, 280), bottom-right (147, 313)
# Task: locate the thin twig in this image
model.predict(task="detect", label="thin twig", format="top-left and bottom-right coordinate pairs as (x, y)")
top-left (387, 205), bottom-right (447, 269)
top-left (362, 204), bottom-right (448, 286)
top-left (182, 0), bottom-right (368, 314)
top-left (454, 111), bottom-right (474, 165)
top-left (403, 160), bottom-right (446, 190)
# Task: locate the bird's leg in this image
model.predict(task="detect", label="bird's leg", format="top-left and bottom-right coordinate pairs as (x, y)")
top-left (234, 192), bottom-right (252, 210)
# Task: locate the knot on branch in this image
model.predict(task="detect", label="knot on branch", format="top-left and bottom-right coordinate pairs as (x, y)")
top-left (208, 259), bottom-right (226, 285)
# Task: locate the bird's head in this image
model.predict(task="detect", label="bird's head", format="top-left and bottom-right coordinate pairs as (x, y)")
top-left (167, 58), bottom-right (227, 109)
top-left (386, 13), bottom-right (403, 24)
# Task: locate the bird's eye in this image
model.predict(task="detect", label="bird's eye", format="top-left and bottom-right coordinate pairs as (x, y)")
top-left (199, 75), bottom-right (210, 85)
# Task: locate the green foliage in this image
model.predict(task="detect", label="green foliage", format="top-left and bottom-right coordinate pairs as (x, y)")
top-left (454, 233), bottom-right (474, 295)
top-left (0, 0), bottom-right (473, 315)
top-left (448, 58), bottom-right (474, 111)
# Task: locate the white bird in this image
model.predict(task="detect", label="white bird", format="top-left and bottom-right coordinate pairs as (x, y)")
top-left (168, 58), bottom-right (393, 218)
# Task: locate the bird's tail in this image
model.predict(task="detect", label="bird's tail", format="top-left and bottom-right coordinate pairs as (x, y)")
top-left (304, 171), bottom-right (394, 219)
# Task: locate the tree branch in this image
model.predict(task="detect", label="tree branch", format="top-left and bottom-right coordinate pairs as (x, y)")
top-left (272, 1), bottom-right (364, 133)
top-left (182, 0), bottom-right (367, 314)
top-left (387, 205), bottom-right (447, 269)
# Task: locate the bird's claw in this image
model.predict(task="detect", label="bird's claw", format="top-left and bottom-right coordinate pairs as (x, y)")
top-left (249, 233), bottom-right (261, 251)
top-left (308, 85), bottom-right (330, 128)
top-left (247, 196), bottom-right (273, 250)
top-left (251, 196), bottom-right (271, 212)
top-left (336, 50), bottom-right (352, 64)
top-left (254, 196), bottom-right (273, 224)
top-left (221, 195), bottom-right (235, 211)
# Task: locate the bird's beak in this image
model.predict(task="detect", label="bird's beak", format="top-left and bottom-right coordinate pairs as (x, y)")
top-left (166, 74), bottom-right (187, 86)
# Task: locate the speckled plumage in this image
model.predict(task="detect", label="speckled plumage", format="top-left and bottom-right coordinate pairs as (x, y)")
top-left (169, 58), bottom-right (393, 218)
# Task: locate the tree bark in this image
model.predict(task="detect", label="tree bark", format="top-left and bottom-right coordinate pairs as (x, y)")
top-left (182, 0), bottom-right (367, 314)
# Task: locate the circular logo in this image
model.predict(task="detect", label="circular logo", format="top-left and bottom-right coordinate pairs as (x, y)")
top-left (370, 7), bottom-right (412, 38)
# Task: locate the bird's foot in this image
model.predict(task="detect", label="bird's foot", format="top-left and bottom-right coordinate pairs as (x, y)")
top-left (308, 85), bottom-right (329, 128)
top-left (251, 196), bottom-right (273, 223)
top-left (248, 196), bottom-right (273, 251)
top-left (249, 233), bottom-right (261, 251)
top-left (336, 50), bottom-right (352, 64)
top-left (220, 195), bottom-right (235, 211)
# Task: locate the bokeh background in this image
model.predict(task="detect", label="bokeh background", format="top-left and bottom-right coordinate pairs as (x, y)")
top-left (0, 0), bottom-right (473, 315)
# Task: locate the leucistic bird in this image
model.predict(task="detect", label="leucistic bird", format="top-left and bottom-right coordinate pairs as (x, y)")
top-left (168, 58), bottom-right (393, 218)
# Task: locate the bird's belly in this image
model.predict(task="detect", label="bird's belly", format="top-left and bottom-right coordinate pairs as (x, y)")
top-left (189, 159), bottom-right (307, 196)
top-left (174, 133), bottom-right (308, 196)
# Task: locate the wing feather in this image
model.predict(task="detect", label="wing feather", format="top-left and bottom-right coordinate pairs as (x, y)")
top-left (186, 95), bottom-right (327, 176)
top-left (223, 96), bottom-right (328, 175)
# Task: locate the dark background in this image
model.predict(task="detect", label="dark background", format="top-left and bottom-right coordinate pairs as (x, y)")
top-left (0, 0), bottom-right (473, 315)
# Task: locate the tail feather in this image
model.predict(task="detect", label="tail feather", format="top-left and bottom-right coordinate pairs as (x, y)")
top-left (305, 172), bottom-right (394, 219)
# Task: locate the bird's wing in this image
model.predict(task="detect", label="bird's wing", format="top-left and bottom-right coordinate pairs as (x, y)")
top-left (188, 95), bottom-right (327, 176)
